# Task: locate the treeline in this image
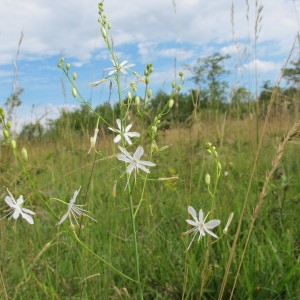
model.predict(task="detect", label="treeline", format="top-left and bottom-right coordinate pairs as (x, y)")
top-left (18, 53), bottom-right (300, 140)
top-left (18, 85), bottom-right (299, 141)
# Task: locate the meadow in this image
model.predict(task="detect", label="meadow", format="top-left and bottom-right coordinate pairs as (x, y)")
top-left (1, 109), bottom-right (300, 299)
top-left (1, 2), bottom-right (300, 299)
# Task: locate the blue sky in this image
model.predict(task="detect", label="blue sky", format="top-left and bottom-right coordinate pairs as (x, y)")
top-left (0, 0), bottom-right (299, 130)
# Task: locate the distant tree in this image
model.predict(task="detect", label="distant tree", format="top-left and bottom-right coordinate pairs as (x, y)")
top-left (19, 122), bottom-right (44, 141)
top-left (230, 87), bottom-right (253, 118)
top-left (186, 52), bottom-right (230, 109)
top-left (5, 87), bottom-right (23, 120)
top-left (282, 57), bottom-right (300, 87)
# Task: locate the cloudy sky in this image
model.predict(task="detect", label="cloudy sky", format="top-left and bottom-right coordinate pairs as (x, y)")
top-left (0, 0), bottom-right (299, 129)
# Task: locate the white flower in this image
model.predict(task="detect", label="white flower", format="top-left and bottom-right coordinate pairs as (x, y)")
top-left (105, 60), bottom-right (135, 76)
top-left (117, 146), bottom-right (156, 188)
top-left (2, 189), bottom-right (35, 224)
top-left (58, 187), bottom-right (97, 226)
top-left (108, 119), bottom-right (140, 145)
top-left (184, 206), bottom-right (220, 250)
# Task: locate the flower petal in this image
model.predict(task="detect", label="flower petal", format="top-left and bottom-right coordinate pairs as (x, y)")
top-left (114, 135), bottom-right (122, 143)
top-left (136, 164), bottom-right (150, 173)
top-left (199, 209), bottom-right (204, 223)
top-left (186, 219), bottom-right (199, 226)
top-left (125, 124), bottom-right (132, 132)
top-left (16, 195), bottom-right (24, 205)
top-left (12, 207), bottom-right (21, 220)
top-left (58, 212), bottom-right (69, 225)
top-left (4, 196), bottom-right (15, 207)
top-left (116, 119), bottom-right (122, 130)
top-left (118, 146), bottom-right (134, 160)
top-left (21, 208), bottom-right (36, 215)
top-left (204, 228), bottom-right (219, 239)
top-left (124, 135), bottom-right (133, 145)
top-left (127, 132), bottom-right (140, 138)
top-left (205, 219), bottom-right (221, 229)
top-left (21, 212), bottom-right (34, 224)
top-left (133, 146), bottom-right (144, 160)
top-left (138, 159), bottom-right (156, 167)
top-left (118, 154), bottom-right (132, 164)
top-left (188, 206), bottom-right (198, 222)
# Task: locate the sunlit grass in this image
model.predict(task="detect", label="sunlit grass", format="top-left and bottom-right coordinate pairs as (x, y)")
top-left (1, 113), bottom-right (300, 299)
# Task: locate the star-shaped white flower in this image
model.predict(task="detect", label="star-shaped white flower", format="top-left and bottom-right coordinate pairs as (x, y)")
top-left (117, 146), bottom-right (156, 188)
top-left (108, 119), bottom-right (140, 145)
top-left (2, 189), bottom-right (35, 224)
top-left (58, 187), bottom-right (97, 226)
top-left (184, 206), bottom-right (220, 250)
top-left (105, 60), bottom-right (135, 76)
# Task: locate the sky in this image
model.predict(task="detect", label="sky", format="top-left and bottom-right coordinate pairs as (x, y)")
top-left (0, 0), bottom-right (299, 131)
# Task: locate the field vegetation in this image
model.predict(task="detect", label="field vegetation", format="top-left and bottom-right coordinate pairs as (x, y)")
top-left (1, 2), bottom-right (300, 299)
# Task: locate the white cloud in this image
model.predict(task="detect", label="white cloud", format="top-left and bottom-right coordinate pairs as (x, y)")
top-left (0, 0), bottom-right (299, 67)
top-left (11, 103), bottom-right (80, 133)
top-left (244, 59), bottom-right (281, 73)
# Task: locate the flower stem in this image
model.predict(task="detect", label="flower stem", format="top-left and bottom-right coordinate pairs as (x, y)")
top-left (127, 182), bottom-right (143, 299)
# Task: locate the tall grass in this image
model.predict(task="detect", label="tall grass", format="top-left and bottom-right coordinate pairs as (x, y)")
top-left (1, 2), bottom-right (300, 299)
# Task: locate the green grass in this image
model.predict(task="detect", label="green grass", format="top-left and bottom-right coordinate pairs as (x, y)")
top-left (1, 113), bottom-right (300, 299)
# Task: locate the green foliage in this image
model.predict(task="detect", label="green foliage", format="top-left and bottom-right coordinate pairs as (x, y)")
top-left (282, 57), bottom-right (300, 87)
top-left (5, 87), bottom-right (24, 119)
top-left (186, 52), bottom-right (230, 109)
top-left (1, 115), bottom-right (300, 299)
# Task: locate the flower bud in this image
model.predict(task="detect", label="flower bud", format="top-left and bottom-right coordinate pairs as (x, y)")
top-left (22, 147), bottom-right (28, 162)
top-left (151, 141), bottom-right (159, 152)
top-left (108, 22), bottom-right (112, 29)
top-left (172, 81), bottom-right (176, 88)
top-left (72, 87), bottom-right (77, 98)
top-left (0, 107), bottom-right (5, 118)
top-left (130, 82), bottom-right (137, 93)
top-left (145, 77), bottom-right (150, 84)
top-left (72, 72), bottom-right (77, 80)
top-left (168, 99), bottom-right (174, 109)
top-left (149, 67), bottom-right (154, 73)
top-left (205, 173), bottom-right (211, 185)
top-left (101, 27), bottom-right (107, 39)
top-left (11, 140), bottom-right (16, 150)
top-left (177, 84), bottom-right (182, 91)
top-left (178, 71), bottom-right (184, 77)
top-left (147, 89), bottom-right (152, 99)
top-left (66, 63), bottom-right (71, 70)
top-left (159, 145), bottom-right (170, 152)
top-left (152, 125), bottom-right (157, 135)
top-left (3, 129), bottom-right (9, 139)
top-left (144, 70), bottom-right (149, 76)
top-left (7, 121), bottom-right (12, 129)
top-left (135, 96), bottom-right (140, 106)
top-left (223, 212), bottom-right (234, 234)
